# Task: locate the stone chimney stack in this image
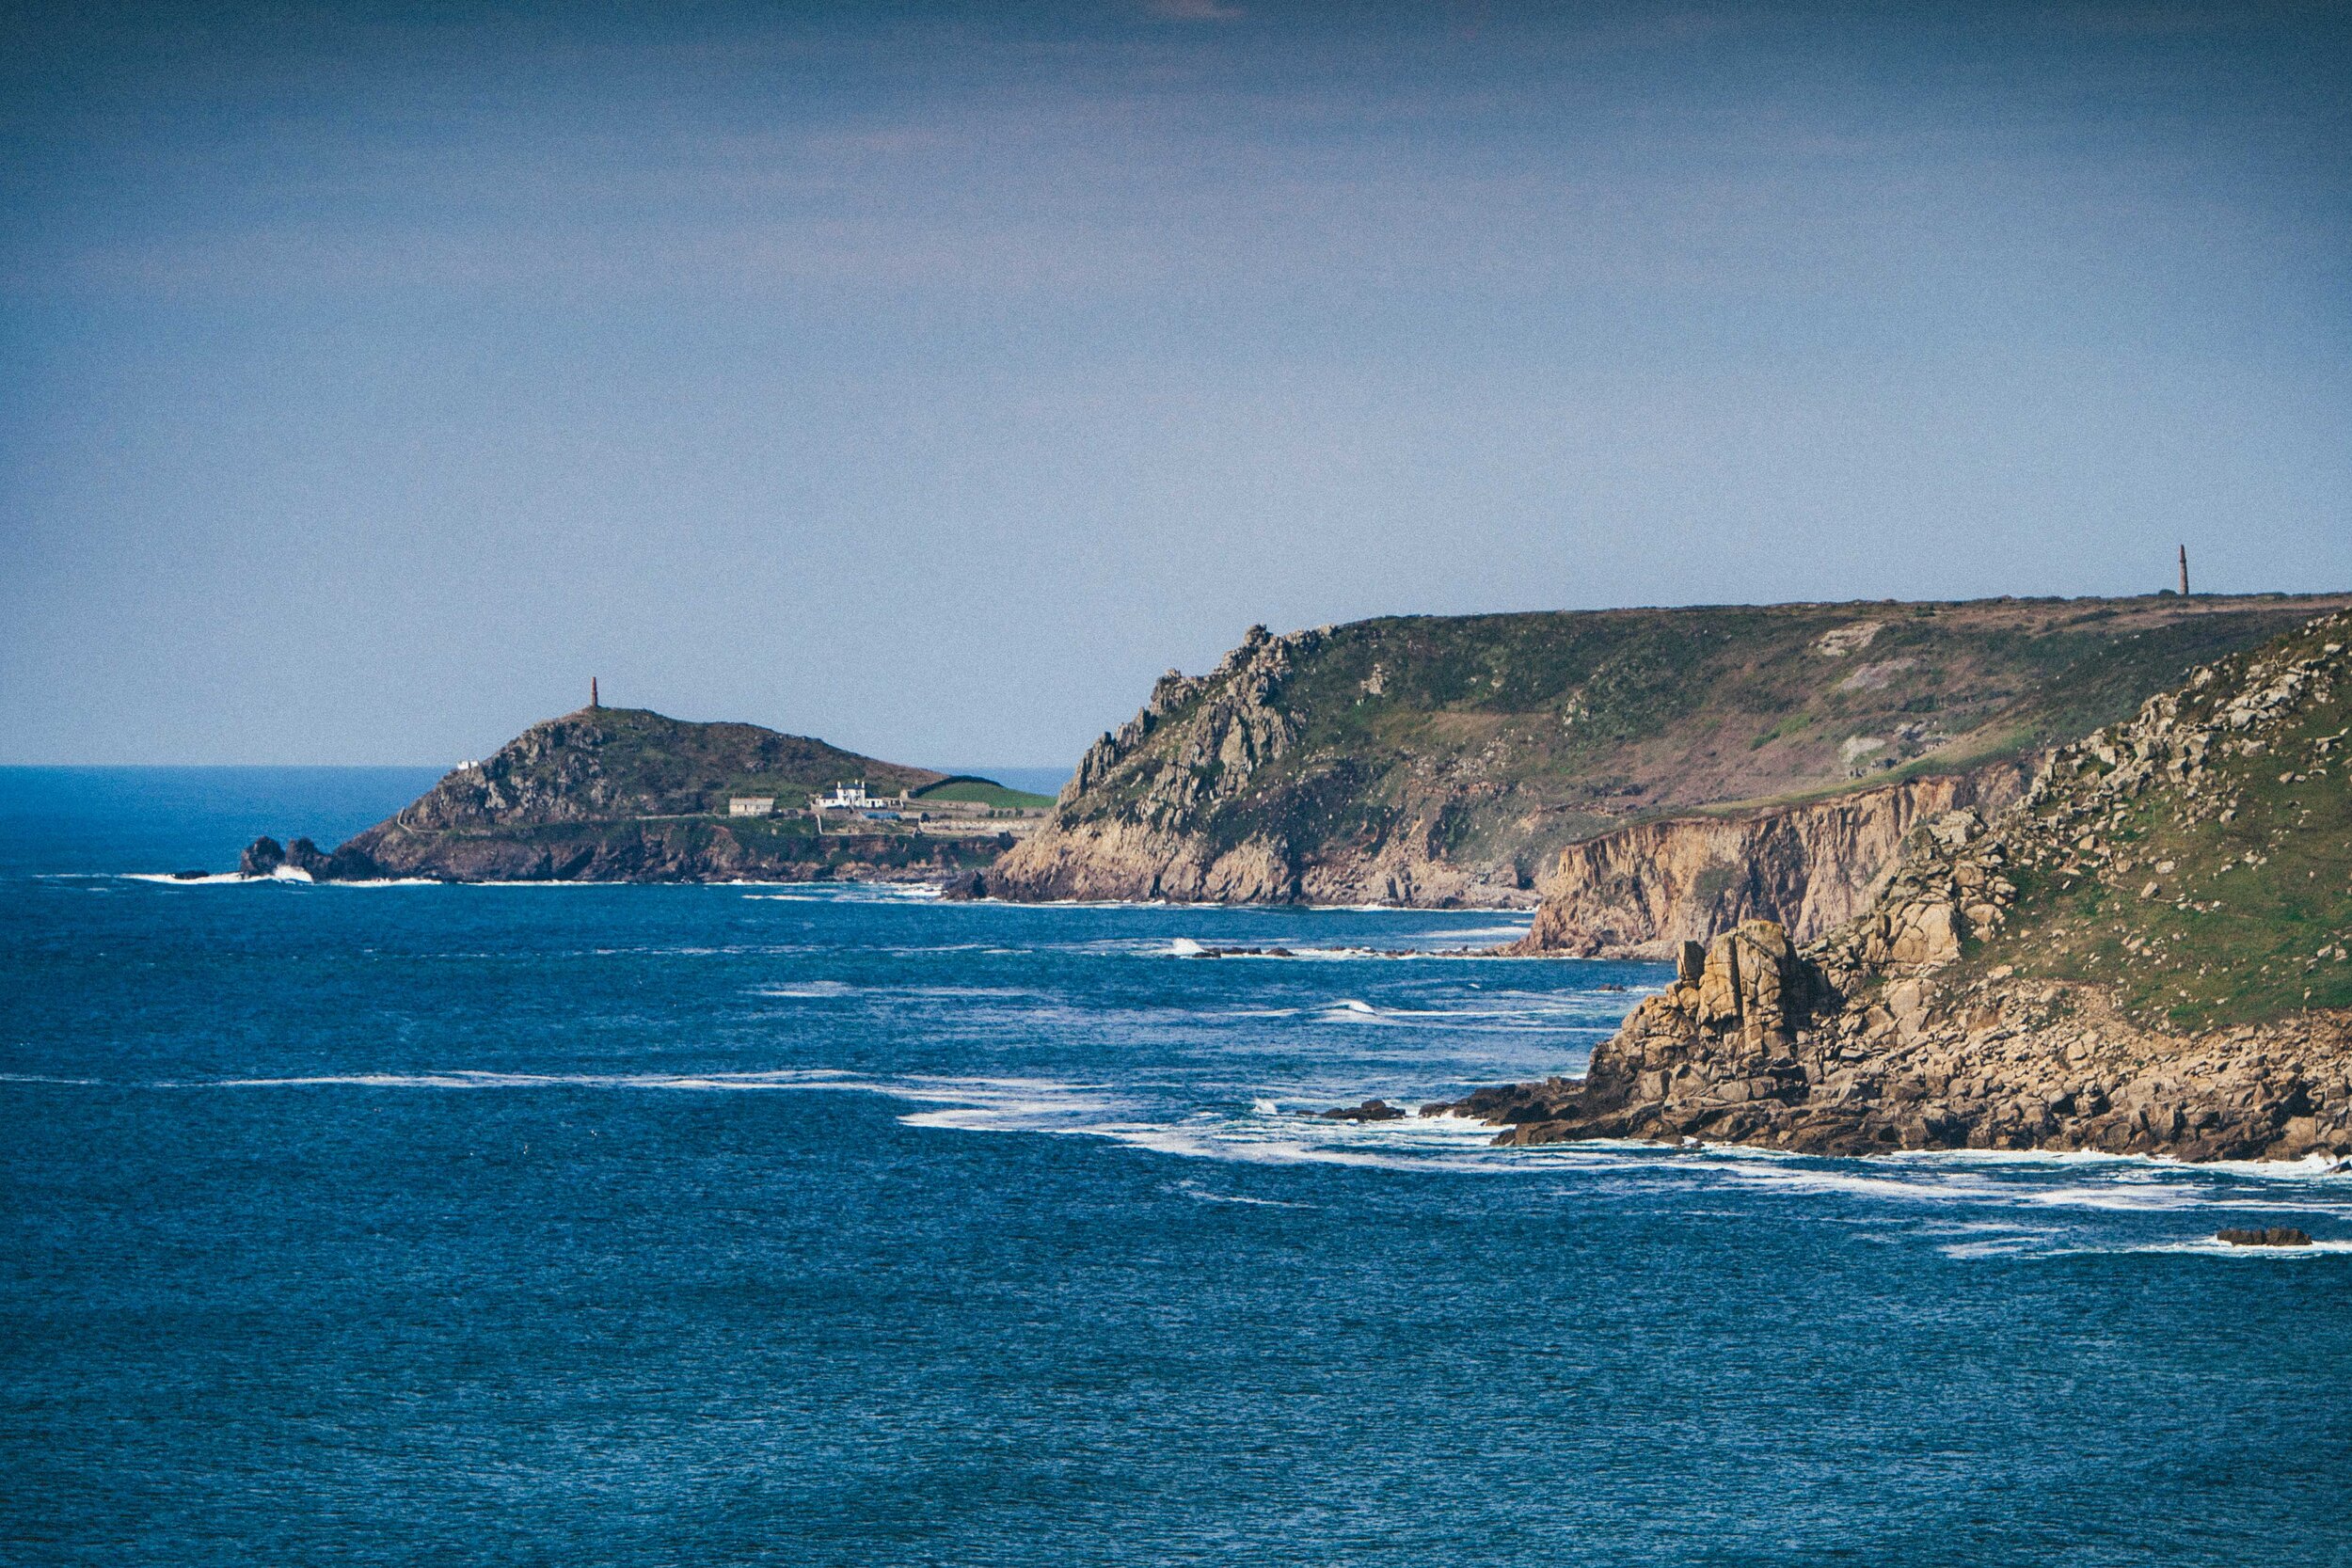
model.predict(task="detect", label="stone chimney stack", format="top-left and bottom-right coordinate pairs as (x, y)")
top-left (592, 677), bottom-right (600, 709)
top-left (2178, 545), bottom-right (2189, 597)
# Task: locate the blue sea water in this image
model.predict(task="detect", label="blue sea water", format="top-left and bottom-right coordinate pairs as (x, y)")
top-left (3, 769), bottom-right (2349, 1566)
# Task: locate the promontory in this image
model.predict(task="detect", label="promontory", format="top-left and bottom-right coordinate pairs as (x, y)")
top-left (237, 705), bottom-right (1050, 883)
top-left (967, 594), bottom-right (2350, 964)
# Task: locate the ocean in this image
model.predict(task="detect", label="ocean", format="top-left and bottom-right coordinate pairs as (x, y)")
top-left (3, 768), bottom-right (2348, 1566)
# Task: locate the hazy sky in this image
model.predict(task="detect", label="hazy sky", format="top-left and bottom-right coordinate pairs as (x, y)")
top-left (3, 1), bottom-right (2346, 767)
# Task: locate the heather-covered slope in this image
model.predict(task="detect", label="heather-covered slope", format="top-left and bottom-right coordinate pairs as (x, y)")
top-left (1447, 610), bottom-right (2352, 1163)
top-left (982, 594), bottom-right (2349, 914)
top-left (238, 707), bottom-right (989, 883)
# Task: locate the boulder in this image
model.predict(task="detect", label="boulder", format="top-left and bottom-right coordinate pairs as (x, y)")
top-left (2215, 1227), bottom-right (2312, 1247)
top-left (1320, 1098), bottom-right (1406, 1122)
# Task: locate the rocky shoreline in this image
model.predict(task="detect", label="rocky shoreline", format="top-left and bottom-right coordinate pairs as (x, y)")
top-left (1439, 913), bottom-right (2352, 1162)
top-left (1418, 610), bottom-right (2352, 1165)
top-left (235, 826), bottom-right (985, 885)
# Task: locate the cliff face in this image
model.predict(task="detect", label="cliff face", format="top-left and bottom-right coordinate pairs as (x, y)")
top-left (1507, 763), bottom-right (2030, 956)
top-left (1446, 610), bottom-right (2352, 1163)
top-left (983, 595), bottom-right (2348, 919)
top-left (982, 626), bottom-right (1322, 901)
top-left (238, 706), bottom-right (977, 883)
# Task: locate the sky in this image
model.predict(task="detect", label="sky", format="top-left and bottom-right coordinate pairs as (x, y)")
top-left (2, 1), bottom-right (2347, 768)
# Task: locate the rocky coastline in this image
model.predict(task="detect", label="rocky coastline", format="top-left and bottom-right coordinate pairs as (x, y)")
top-left (1426, 610), bottom-right (2352, 1164)
top-left (236, 824), bottom-right (987, 884)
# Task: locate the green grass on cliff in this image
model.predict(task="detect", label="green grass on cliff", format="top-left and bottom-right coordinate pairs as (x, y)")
top-left (1965, 619), bottom-right (2352, 1029)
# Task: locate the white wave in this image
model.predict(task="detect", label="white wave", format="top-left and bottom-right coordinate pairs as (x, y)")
top-left (1178, 1188), bottom-right (1317, 1208)
top-left (1892, 1146), bottom-right (2352, 1181)
top-left (121, 868), bottom-right (446, 887)
top-left (1401, 925), bottom-right (1533, 941)
top-left (2020, 1184), bottom-right (2211, 1212)
top-left (123, 871), bottom-right (256, 885)
top-left (2107, 1238), bottom-right (2352, 1258)
top-left (209, 1068), bottom-right (867, 1091)
top-left (741, 883), bottom-right (943, 903)
top-left (1937, 1234), bottom-right (2056, 1259)
top-left (1716, 1163), bottom-right (2009, 1204)
top-left (1711, 1148), bottom-right (2352, 1218)
top-left (1083, 1122), bottom-right (1497, 1172)
top-left (754, 981), bottom-right (856, 999)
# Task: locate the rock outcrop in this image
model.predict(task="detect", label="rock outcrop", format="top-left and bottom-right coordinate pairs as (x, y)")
top-left (1320, 1099), bottom-right (1407, 1122)
top-left (237, 835), bottom-right (339, 879)
top-left (2216, 1227), bottom-right (2312, 1247)
top-left (982, 626), bottom-right (1323, 902)
top-left (1438, 610), bottom-right (2352, 1163)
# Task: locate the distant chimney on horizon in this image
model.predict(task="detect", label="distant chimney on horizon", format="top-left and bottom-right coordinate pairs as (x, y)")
top-left (591, 676), bottom-right (600, 709)
top-left (2179, 545), bottom-right (2189, 597)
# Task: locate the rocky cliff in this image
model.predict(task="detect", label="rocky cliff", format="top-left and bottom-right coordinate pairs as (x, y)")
top-left (1505, 762), bottom-right (2030, 957)
top-left (237, 706), bottom-right (992, 883)
top-left (979, 596), bottom-right (2348, 927)
top-left (1443, 610), bottom-right (2352, 1163)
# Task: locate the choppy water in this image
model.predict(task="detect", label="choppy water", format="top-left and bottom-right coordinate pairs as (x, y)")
top-left (4, 769), bottom-right (2349, 1565)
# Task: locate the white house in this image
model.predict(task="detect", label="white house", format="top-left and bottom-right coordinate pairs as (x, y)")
top-left (811, 782), bottom-right (882, 812)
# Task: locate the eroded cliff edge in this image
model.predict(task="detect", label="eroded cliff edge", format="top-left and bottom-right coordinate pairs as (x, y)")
top-left (1504, 763), bottom-right (2029, 957)
top-left (976, 597), bottom-right (2348, 948)
top-left (1442, 610), bottom-right (2352, 1163)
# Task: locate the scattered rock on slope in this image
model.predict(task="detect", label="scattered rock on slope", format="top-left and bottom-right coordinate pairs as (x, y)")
top-left (1432, 610), bottom-right (2352, 1164)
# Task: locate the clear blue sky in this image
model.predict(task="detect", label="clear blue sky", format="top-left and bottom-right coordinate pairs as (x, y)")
top-left (3, 1), bottom-right (2346, 767)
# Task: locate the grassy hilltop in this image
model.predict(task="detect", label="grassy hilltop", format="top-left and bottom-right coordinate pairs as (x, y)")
top-left (397, 705), bottom-right (946, 828)
top-left (1948, 614), bottom-right (2352, 1028)
top-left (246, 706), bottom-right (992, 883)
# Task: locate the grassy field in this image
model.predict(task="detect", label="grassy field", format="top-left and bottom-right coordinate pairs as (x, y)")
top-left (911, 776), bottom-right (1057, 810)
